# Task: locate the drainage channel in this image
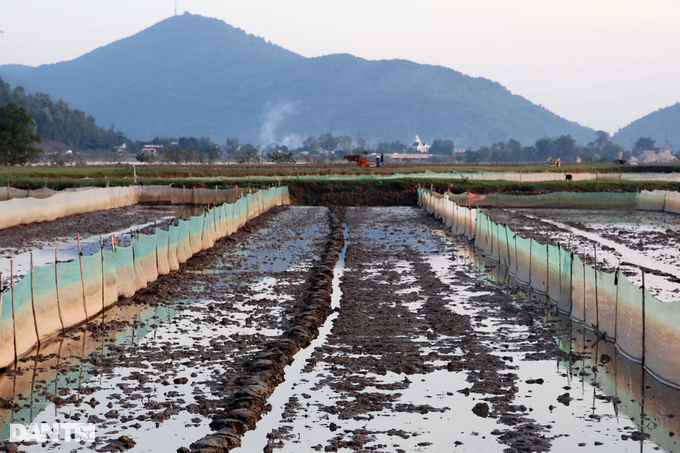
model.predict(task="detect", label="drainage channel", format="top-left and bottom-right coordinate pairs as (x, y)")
top-left (237, 223), bottom-right (350, 452)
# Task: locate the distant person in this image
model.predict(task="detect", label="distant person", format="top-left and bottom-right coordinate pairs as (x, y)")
top-left (376, 156), bottom-right (381, 168)
top-left (380, 152), bottom-right (384, 163)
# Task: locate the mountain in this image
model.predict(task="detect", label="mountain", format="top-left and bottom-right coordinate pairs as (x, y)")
top-left (0, 12), bottom-right (595, 148)
top-left (611, 103), bottom-right (680, 152)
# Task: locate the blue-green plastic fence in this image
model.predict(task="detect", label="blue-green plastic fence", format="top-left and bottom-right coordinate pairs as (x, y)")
top-left (0, 186), bottom-right (289, 369)
top-left (420, 188), bottom-right (680, 389)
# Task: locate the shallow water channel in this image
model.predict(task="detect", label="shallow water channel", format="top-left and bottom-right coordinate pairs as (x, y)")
top-left (1, 206), bottom-right (679, 452)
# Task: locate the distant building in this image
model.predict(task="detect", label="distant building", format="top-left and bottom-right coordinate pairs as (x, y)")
top-left (630, 148), bottom-right (678, 164)
top-left (453, 147), bottom-right (467, 154)
top-left (141, 144), bottom-right (163, 155)
top-left (410, 135), bottom-right (430, 153)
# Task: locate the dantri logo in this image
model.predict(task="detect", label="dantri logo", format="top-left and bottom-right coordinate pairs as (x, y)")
top-left (9, 423), bottom-right (96, 443)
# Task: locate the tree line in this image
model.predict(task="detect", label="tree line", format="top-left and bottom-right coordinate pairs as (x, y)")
top-left (463, 132), bottom-right (659, 164)
top-left (0, 77), bottom-right (133, 152)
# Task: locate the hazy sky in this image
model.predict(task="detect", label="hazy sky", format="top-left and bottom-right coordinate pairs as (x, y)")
top-left (1, 0), bottom-right (679, 135)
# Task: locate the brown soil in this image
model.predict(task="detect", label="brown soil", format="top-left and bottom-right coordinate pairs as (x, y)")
top-left (0, 205), bottom-right (189, 258)
top-left (0, 205), bottom-right (572, 453)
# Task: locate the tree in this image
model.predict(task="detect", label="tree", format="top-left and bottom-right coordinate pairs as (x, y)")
top-left (234, 144), bottom-right (261, 163)
top-left (589, 130), bottom-right (609, 152)
top-left (302, 136), bottom-right (318, 151)
top-left (430, 139), bottom-right (455, 155)
top-left (318, 133), bottom-right (339, 151)
top-left (634, 137), bottom-right (655, 150)
top-left (226, 137), bottom-right (240, 150)
top-left (0, 102), bottom-right (42, 165)
top-left (267, 149), bottom-right (296, 164)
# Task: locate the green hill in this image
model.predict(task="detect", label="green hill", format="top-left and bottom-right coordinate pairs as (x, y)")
top-left (0, 12), bottom-right (595, 148)
top-left (0, 77), bottom-right (129, 151)
top-left (612, 103), bottom-right (680, 151)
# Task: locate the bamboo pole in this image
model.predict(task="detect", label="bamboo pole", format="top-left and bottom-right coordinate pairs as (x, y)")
top-left (10, 260), bottom-right (17, 362)
top-left (642, 271), bottom-right (646, 366)
top-left (29, 252), bottom-right (40, 345)
top-left (55, 249), bottom-right (65, 333)
top-left (100, 237), bottom-right (105, 313)
top-left (78, 234), bottom-right (88, 319)
top-left (594, 244), bottom-right (600, 330)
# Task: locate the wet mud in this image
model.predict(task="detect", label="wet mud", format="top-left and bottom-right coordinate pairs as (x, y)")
top-left (3, 205), bottom-right (679, 453)
top-left (316, 191), bottom-right (417, 207)
top-left (0, 206), bottom-right (342, 452)
top-left (0, 205), bottom-right (197, 259)
top-left (242, 208), bottom-right (570, 453)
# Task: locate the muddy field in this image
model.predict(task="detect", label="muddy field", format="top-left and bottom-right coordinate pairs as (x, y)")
top-left (0, 205), bottom-right (679, 453)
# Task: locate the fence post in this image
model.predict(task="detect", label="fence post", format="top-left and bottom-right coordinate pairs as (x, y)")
top-left (594, 244), bottom-right (600, 331)
top-left (529, 235), bottom-right (533, 286)
top-left (545, 243), bottom-right (549, 297)
top-left (614, 267), bottom-right (619, 342)
top-left (642, 271), bottom-right (646, 366)
top-left (55, 249), bottom-right (65, 333)
top-left (569, 253), bottom-right (574, 315)
top-left (100, 237), bottom-right (106, 313)
top-left (78, 234), bottom-right (88, 320)
top-left (10, 260), bottom-right (17, 363)
top-left (29, 253), bottom-right (40, 345)
top-left (504, 224), bottom-right (511, 270)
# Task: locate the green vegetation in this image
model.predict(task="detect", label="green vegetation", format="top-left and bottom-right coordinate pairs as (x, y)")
top-left (465, 132), bottom-right (629, 164)
top-left (2, 164), bottom-right (680, 199)
top-left (0, 102), bottom-right (42, 165)
top-left (611, 102), bottom-right (680, 152)
top-left (0, 77), bottom-right (132, 152)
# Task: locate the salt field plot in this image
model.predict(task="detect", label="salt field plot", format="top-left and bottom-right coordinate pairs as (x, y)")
top-left (0, 206), bottom-right (332, 451)
top-left (2, 205), bottom-right (680, 452)
top-left (488, 208), bottom-right (680, 301)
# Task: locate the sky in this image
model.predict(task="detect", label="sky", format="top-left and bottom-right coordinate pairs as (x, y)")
top-left (1, 0), bottom-right (679, 136)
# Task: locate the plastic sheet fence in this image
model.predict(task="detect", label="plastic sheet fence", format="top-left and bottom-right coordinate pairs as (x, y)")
top-left (448, 190), bottom-right (678, 212)
top-left (0, 186), bottom-right (140, 230)
top-left (420, 188), bottom-right (680, 388)
top-left (0, 185), bottom-right (264, 230)
top-left (0, 186), bottom-right (290, 370)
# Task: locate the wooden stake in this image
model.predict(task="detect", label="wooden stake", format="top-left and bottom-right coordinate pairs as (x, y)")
top-left (10, 260), bottom-right (17, 362)
top-left (594, 243), bottom-right (600, 330)
top-left (55, 249), bottom-right (65, 333)
top-left (30, 253), bottom-right (40, 345)
top-left (642, 271), bottom-right (646, 366)
top-left (78, 234), bottom-right (88, 319)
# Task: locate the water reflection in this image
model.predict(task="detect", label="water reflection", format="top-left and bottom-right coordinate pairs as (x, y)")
top-left (0, 300), bottom-right (182, 442)
top-left (470, 246), bottom-right (680, 451)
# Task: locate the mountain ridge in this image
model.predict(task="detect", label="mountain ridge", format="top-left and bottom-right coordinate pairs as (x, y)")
top-left (611, 102), bottom-right (680, 151)
top-left (0, 12), bottom-right (596, 148)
